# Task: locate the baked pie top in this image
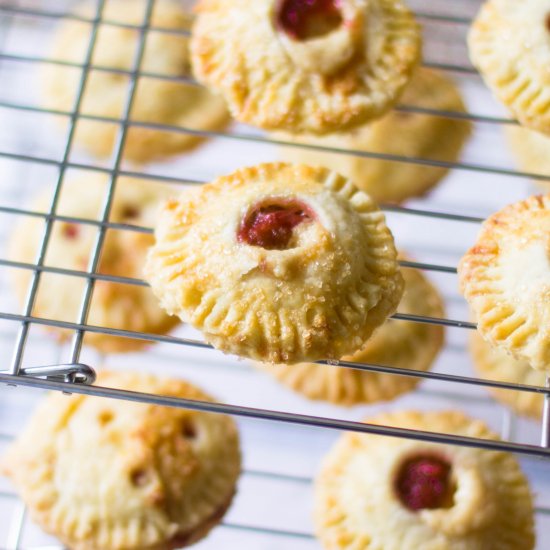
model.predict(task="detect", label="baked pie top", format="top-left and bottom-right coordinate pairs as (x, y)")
top-left (315, 410), bottom-right (535, 550)
top-left (458, 194), bottom-right (550, 371)
top-left (145, 163), bottom-right (404, 363)
top-left (469, 0), bottom-right (550, 135)
top-left (191, 0), bottom-right (421, 134)
top-left (1, 370), bottom-right (241, 550)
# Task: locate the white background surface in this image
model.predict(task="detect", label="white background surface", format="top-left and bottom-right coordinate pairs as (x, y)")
top-left (0, 0), bottom-right (549, 548)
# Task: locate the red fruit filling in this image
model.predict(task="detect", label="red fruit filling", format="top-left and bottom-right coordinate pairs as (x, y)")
top-left (238, 200), bottom-right (314, 250)
top-left (62, 223), bottom-right (79, 239)
top-left (395, 454), bottom-right (455, 511)
top-left (277, 0), bottom-right (343, 41)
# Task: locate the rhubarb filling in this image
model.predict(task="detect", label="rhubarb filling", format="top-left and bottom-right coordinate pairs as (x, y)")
top-left (238, 200), bottom-right (315, 250)
top-left (394, 454), bottom-right (455, 511)
top-left (276, 0), bottom-right (343, 41)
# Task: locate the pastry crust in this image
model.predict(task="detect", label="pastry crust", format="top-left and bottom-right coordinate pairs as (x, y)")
top-left (1, 370), bottom-right (241, 550)
top-left (505, 125), bottom-right (550, 190)
top-left (255, 260), bottom-right (444, 405)
top-left (145, 163), bottom-right (404, 363)
top-left (191, 0), bottom-right (421, 134)
top-left (43, 0), bottom-right (230, 163)
top-left (274, 69), bottom-right (471, 203)
top-left (468, 0), bottom-right (550, 135)
top-left (315, 410), bottom-right (535, 550)
top-left (470, 332), bottom-right (545, 419)
top-left (458, 195), bottom-right (550, 371)
top-left (9, 175), bottom-right (179, 353)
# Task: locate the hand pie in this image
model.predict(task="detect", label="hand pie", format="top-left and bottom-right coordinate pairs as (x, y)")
top-left (469, 0), bottom-right (550, 135)
top-left (191, 0), bottom-right (421, 134)
top-left (145, 163), bottom-right (404, 363)
top-left (254, 260), bottom-right (444, 405)
top-left (315, 410), bottom-right (535, 550)
top-left (43, 0), bottom-right (230, 162)
top-left (9, 175), bottom-right (179, 353)
top-left (458, 194), bottom-right (550, 371)
top-left (471, 332), bottom-right (545, 420)
top-left (505, 125), bottom-right (550, 190)
top-left (1, 370), bottom-right (241, 550)
top-left (273, 69), bottom-right (471, 203)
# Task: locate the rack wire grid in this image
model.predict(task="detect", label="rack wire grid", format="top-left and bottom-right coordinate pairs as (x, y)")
top-left (0, 0), bottom-right (549, 547)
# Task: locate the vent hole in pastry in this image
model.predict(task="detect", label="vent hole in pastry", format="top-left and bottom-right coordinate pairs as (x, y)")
top-left (98, 410), bottom-right (114, 425)
top-left (121, 204), bottom-right (140, 220)
top-left (546, 13), bottom-right (550, 32)
top-left (62, 223), bottom-right (79, 239)
top-left (394, 454), bottom-right (455, 511)
top-left (181, 418), bottom-right (197, 439)
top-left (130, 469), bottom-right (149, 487)
top-left (238, 199), bottom-right (315, 250)
top-left (276, 0), bottom-right (343, 41)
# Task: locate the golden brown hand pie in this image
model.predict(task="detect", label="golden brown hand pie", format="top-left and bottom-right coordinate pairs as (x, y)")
top-left (315, 410), bottom-right (535, 550)
top-left (191, 0), bottom-right (421, 134)
top-left (470, 332), bottom-right (545, 419)
top-left (274, 69), bottom-right (471, 203)
top-left (145, 163), bottom-right (404, 363)
top-left (505, 124), bottom-right (550, 190)
top-left (254, 261), bottom-right (444, 405)
top-left (9, 175), bottom-right (179, 352)
top-left (458, 194), bottom-right (550, 372)
top-left (43, 0), bottom-right (230, 162)
top-left (1, 370), bottom-right (241, 550)
top-left (469, 0), bottom-right (550, 135)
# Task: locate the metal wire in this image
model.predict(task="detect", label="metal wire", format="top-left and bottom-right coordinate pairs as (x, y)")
top-left (0, 4), bottom-right (473, 34)
top-left (2, 307), bottom-right (549, 398)
top-left (0, 255), bottom-right (458, 291)
top-left (8, 0), bottom-right (108, 376)
top-left (0, 88), bottom-right (548, 183)
top-left (543, 376), bottom-right (550, 448)
top-left (0, 34), bottom-right (480, 81)
top-left (0, 469), bottom-right (549, 544)
top-left (68, 0), bottom-right (156, 364)
top-left (2, 122), bottom-right (550, 187)
top-left (0, 51), bottom-right (493, 121)
top-left (1, 373), bottom-right (550, 458)
top-left (0, 12), bottom-right (28, 545)
top-left (5, 502), bottom-right (25, 550)
top-left (0, 94), bottom-right (517, 125)
top-left (0, 6), bottom-right (549, 544)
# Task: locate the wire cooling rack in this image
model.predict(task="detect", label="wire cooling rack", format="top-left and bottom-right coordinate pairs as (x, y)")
top-left (0, 0), bottom-right (549, 547)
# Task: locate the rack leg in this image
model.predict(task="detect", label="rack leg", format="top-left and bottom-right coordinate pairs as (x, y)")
top-left (500, 408), bottom-right (515, 442)
top-left (6, 502), bottom-right (25, 550)
top-left (541, 375), bottom-right (550, 448)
